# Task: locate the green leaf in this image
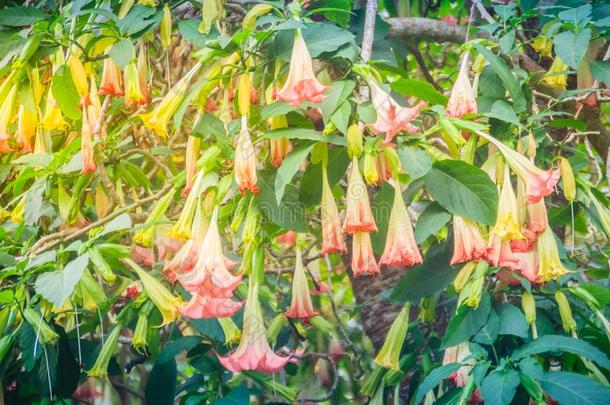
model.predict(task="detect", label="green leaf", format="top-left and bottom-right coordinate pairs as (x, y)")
top-left (414, 363), bottom-right (462, 405)
top-left (473, 309), bottom-right (500, 345)
top-left (541, 372), bottom-right (610, 405)
top-left (557, 5), bottom-right (592, 25)
top-left (423, 160), bottom-right (498, 225)
top-left (330, 101), bottom-right (351, 134)
top-left (98, 213), bottom-right (132, 237)
top-left (275, 144), bottom-right (314, 204)
top-left (51, 65), bottom-right (81, 120)
top-left (34, 255), bottom-right (89, 308)
top-left (261, 101), bottom-right (298, 120)
top-left (480, 369), bottom-right (520, 405)
top-left (547, 118), bottom-right (587, 131)
top-left (397, 145), bottom-right (432, 180)
top-left (391, 241), bottom-right (457, 303)
top-left (118, 4), bottom-right (159, 36)
top-left (590, 61), bottom-right (610, 86)
top-left (441, 293), bottom-right (491, 348)
top-left (109, 38), bottom-right (135, 68)
top-left (553, 29), bottom-right (591, 69)
top-left (298, 147), bottom-right (349, 206)
top-left (0, 7), bottom-right (46, 27)
top-left (213, 385), bottom-right (250, 405)
top-left (391, 78), bottom-right (448, 106)
top-left (178, 19), bottom-right (211, 48)
top-left (263, 128), bottom-right (346, 145)
top-left (496, 303), bottom-right (529, 338)
top-left (145, 358), bottom-right (177, 405)
top-left (320, 80), bottom-right (356, 123)
top-left (474, 44), bottom-right (527, 113)
top-left (157, 336), bottom-right (202, 363)
top-left (512, 335), bottom-right (610, 370)
top-left (414, 202), bottom-right (451, 244)
top-left (485, 100), bottom-right (521, 127)
top-left (357, 101), bottom-right (377, 124)
top-left (255, 170), bottom-right (306, 231)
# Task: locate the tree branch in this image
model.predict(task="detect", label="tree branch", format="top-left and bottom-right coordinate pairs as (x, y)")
top-left (387, 17), bottom-right (486, 43)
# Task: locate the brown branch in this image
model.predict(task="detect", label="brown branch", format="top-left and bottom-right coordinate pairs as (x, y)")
top-left (406, 44), bottom-right (442, 91)
top-left (387, 17), bottom-right (488, 43)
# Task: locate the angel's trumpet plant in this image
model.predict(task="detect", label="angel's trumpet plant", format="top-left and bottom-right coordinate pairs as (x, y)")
top-left (218, 277), bottom-right (291, 374)
top-left (285, 246), bottom-right (318, 319)
top-left (351, 231), bottom-right (380, 277)
top-left (124, 61), bottom-right (147, 107)
top-left (0, 84), bottom-right (17, 152)
top-left (536, 227), bottom-right (570, 282)
top-left (17, 104), bottom-right (36, 153)
top-left (167, 170), bottom-right (205, 241)
top-left (321, 165), bottom-right (346, 254)
top-left (99, 57), bottom-right (123, 97)
top-left (81, 109), bottom-right (96, 174)
top-left (140, 63), bottom-right (202, 138)
top-left (379, 181), bottom-right (422, 267)
top-left (88, 325), bottom-right (121, 377)
top-left (68, 54), bottom-right (90, 107)
top-left (491, 168), bottom-right (524, 241)
top-left (367, 78), bottom-right (425, 144)
top-left (446, 53), bottom-right (477, 118)
top-left (343, 157), bottom-right (377, 233)
top-left (276, 29), bottom-right (328, 106)
top-left (374, 302), bottom-right (410, 370)
top-left (234, 115), bottom-right (259, 194)
top-left (450, 216), bottom-right (486, 265)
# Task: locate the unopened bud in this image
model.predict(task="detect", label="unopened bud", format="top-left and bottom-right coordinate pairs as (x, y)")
top-left (560, 157), bottom-right (576, 202)
top-left (346, 124), bottom-right (363, 158)
top-left (161, 5), bottom-right (172, 49)
top-left (266, 314), bottom-right (286, 345)
top-left (218, 317), bottom-right (241, 345)
top-left (363, 152), bottom-right (379, 185)
top-left (472, 54), bottom-right (486, 74)
top-left (383, 147), bottom-right (401, 177)
top-left (555, 290), bottom-right (576, 334)
top-left (133, 314), bottom-right (148, 352)
top-left (454, 261), bottom-right (476, 293)
top-left (243, 4), bottom-right (273, 31)
top-left (521, 291), bottom-right (536, 325)
top-left (23, 308), bottom-right (59, 345)
top-left (237, 73), bottom-right (251, 116)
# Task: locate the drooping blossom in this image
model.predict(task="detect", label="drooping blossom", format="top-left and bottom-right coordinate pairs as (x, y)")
top-left (446, 53), bottom-right (477, 118)
top-left (136, 44), bottom-right (151, 105)
top-left (16, 105), bottom-right (36, 153)
top-left (81, 109), bottom-right (96, 174)
top-left (276, 230), bottom-right (297, 246)
top-left (374, 302), bottom-right (411, 370)
top-left (526, 198), bottom-right (548, 234)
top-left (542, 57), bottom-right (569, 89)
top-left (442, 343), bottom-right (474, 387)
top-left (68, 54), bottom-right (90, 107)
top-left (124, 61), bottom-right (147, 107)
top-left (486, 234), bottom-right (519, 270)
top-left (99, 57), bottom-right (123, 96)
top-left (181, 293), bottom-right (244, 319)
top-left (0, 83), bottom-right (17, 153)
top-left (218, 278), bottom-right (291, 374)
top-left (367, 78), bottom-right (425, 144)
top-left (343, 157), bottom-right (377, 233)
top-left (512, 250), bottom-right (540, 283)
top-left (477, 131), bottom-right (560, 204)
top-left (234, 115), bottom-right (259, 194)
top-left (177, 209), bottom-right (242, 296)
top-left (450, 216), bottom-right (486, 265)
top-left (379, 182), bottom-right (422, 267)
top-left (183, 135), bottom-right (200, 196)
top-left (276, 29), bottom-right (328, 106)
top-left (536, 227), bottom-right (570, 282)
top-left (285, 247), bottom-right (318, 319)
top-left (268, 114), bottom-right (290, 167)
top-left (490, 168), bottom-right (524, 241)
top-left (167, 170), bottom-right (206, 241)
top-left (321, 166), bottom-right (346, 254)
top-left (351, 231), bottom-right (380, 277)
top-left (140, 62), bottom-right (202, 138)
top-left (41, 90), bottom-right (67, 131)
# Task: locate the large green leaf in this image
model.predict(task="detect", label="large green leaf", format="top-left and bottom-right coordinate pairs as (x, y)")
top-left (413, 363), bottom-right (462, 405)
top-left (553, 29), bottom-right (591, 69)
top-left (414, 202), bottom-right (451, 244)
top-left (496, 303), bottom-right (529, 338)
top-left (51, 65), bottom-right (81, 120)
top-left (391, 241), bottom-right (457, 303)
top-left (590, 61), bottom-right (610, 86)
top-left (397, 145), bottom-right (432, 180)
top-left (34, 255), bottom-right (89, 308)
top-left (474, 44), bottom-right (527, 113)
top-left (423, 160), bottom-right (497, 225)
top-left (109, 38), bottom-right (135, 68)
top-left (473, 309), bottom-right (500, 345)
top-left (480, 369), bottom-right (520, 405)
top-left (213, 385), bottom-right (250, 405)
top-left (391, 78), bottom-right (448, 106)
top-left (320, 80), bottom-right (356, 123)
top-left (0, 6), bottom-right (46, 27)
top-left (512, 335), bottom-right (610, 370)
top-left (145, 358), bottom-right (178, 405)
top-left (255, 170), bottom-right (306, 231)
top-left (298, 147), bottom-right (349, 206)
top-left (275, 144), bottom-right (314, 204)
top-left (263, 128), bottom-right (346, 145)
top-left (441, 293), bottom-right (491, 348)
top-left (541, 372), bottom-right (610, 405)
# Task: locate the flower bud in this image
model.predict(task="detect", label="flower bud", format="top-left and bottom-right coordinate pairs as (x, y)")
top-left (374, 302), bottom-right (410, 370)
top-left (237, 73), bottom-right (251, 116)
top-left (243, 4), bottom-right (273, 31)
top-left (454, 261), bottom-right (476, 293)
top-left (383, 147), bottom-right (401, 178)
top-left (555, 290), bottom-right (576, 334)
top-left (521, 291), bottom-right (536, 325)
top-left (560, 157), bottom-right (576, 202)
top-left (347, 124), bottom-right (363, 158)
top-left (88, 325), bottom-right (121, 377)
top-left (266, 314), bottom-right (286, 345)
top-left (160, 5), bottom-right (172, 49)
top-left (363, 152), bottom-right (379, 185)
top-left (218, 317), bottom-right (241, 345)
top-left (419, 296), bottom-right (436, 324)
top-left (472, 54), bottom-right (486, 74)
top-left (133, 314), bottom-right (148, 353)
top-left (309, 315), bottom-right (334, 336)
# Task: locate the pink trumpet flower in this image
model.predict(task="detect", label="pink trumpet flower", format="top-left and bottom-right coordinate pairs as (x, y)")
top-left (351, 232), bottom-right (380, 277)
top-left (343, 157), bottom-right (377, 233)
top-left (81, 109), bottom-right (96, 174)
top-left (526, 199), bottom-right (548, 234)
top-left (367, 78), bottom-right (425, 144)
top-left (234, 116), bottom-right (259, 194)
top-left (446, 53), bottom-right (477, 118)
top-left (218, 279), bottom-right (291, 374)
top-left (181, 294), bottom-right (243, 319)
top-left (486, 234), bottom-right (519, 270)
top-left (321, 166), bottom-right (346, 254)
top-left (379, 182), bottom-right (422, 267)
top-left (285, 247), bottom-right (318, 319)
top-left (276, 29), bottom-right (328, 106)
top-left (450, 216), bottom-right (486, 265)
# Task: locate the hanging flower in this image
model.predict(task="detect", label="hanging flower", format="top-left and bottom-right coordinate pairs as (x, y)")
top-left (68, 54), bottom-right (90, 107)
top-left (542, 57), bottom-right (569, 89)
top-left (16, 105), bottom-right (36, 153)
top-left (285, 246), bottom-right (318, 319)
top-left (374, 303), bottom-right (411, 370)
top-left (486, 234), bottom-right (519, 269)
top-left (276, 29), bottom-right (328, 106)
top-left (379, 182), bottom-right (422, 267)
top-left (183, 135), bottom-right (200, 196)
top-left (133, 190), bottom-right (174, 247)
top-left (124, 61), bottom-right (147, 107)
top-left (351, 232), bottom-right (380, 277)
top-left (41, 90), bottom-right (67, 131)
top-left (343, 157), bottom-right (377, 233)
top-left (0, 84), bottom-right (17, 152)
top-left (442, 343), bottom-right (474, 387)
top-left (167, 170), bottom-right (205, 241)
top-left (526, 199), bottom-right (548, 234)
top-left (536, 227), bottom-right (570, 282)
top-left (477, 131), bottom-right (560, 204)
top-left (81, 109), bottom-right (96, 174)
top-left (234, 115), bottom-right (259, 194)
top-left (268, 114), bottom-right (290, 167)
top-left (218, 278), bottom-right (291, 374)
top-left (137, 44), bottom-right (151, 105)
top-left (99, 57), bottom-right (123, 97)
top-left (88, 325), bottom-right (121, 378)
top-left (321, 166), bottom-right (346, 254)
top-left (446, 53), bottom-right (477, 118)
top-left (367, 78), bottom-right (425, 144)
top-left (512, 250), bottom-right (540, 283)
top-left (139, 62), bottom-right (201, 138)
top-left (491, 168), bottom-right (524, 241)
top-left (450, 216), bottom-right (487, 265)
top-left (181, 294), bottom-right (244, 319)
top-left (177, 209), bottom-right (242, 296)
top-left (276, 230), bottom-right (296, 246)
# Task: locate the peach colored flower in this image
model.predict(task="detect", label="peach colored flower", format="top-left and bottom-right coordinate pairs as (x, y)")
top-left (491, 168), bottom-right (524, 241)
top-left (536, 227), bottom-right (570, 282)
top-left (321, 166), bottom-right (346, 254)
top-left (450, 216), bottom-right (486, 265)
top-left (16, 105), bottom-right (36, 153)
top-left (81, 109), bottom-right (96, 174)
top-left (99, 57), bottom-right (123, 97)
top-left (285, 247), bottom-right (318, 319)
top-left (526, 199), bottom-right (548, 234)
top-left (351, 232), bottom-right (380, 277)
top-left (276, 29), bottom-right (328, 106)
top-left (486, 234), bottom-right (519, 270)
top-left (181, 294), bottom-right (244, 319)
top-left (234, 116), bottom-right (259, 194)
top-left (379, 182), bottom-right (422, 267)
top-left (442, 343), bottom-right (474, 387)
top-left (446, 53), bottom-right (477, 118)
top-left (367, 78), bottom-right (425, 144)
top-left (343, 157), bottom-right (377, 233)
